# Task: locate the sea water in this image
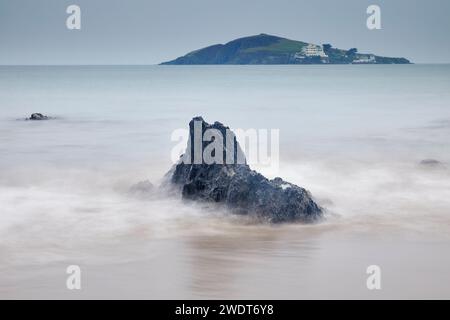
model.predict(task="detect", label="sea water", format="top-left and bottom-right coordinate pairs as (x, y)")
top-left (0, 65), bottom-right (450, 298)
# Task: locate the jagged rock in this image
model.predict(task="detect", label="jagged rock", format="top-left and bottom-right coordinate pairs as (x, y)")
top-left (164, 117), bottom-right (323, 223)
top-left (29, 113), bottom-right (49, 120)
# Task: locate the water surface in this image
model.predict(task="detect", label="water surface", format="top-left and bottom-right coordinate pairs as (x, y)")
top-left (1, 65), bottom-right (450, 299)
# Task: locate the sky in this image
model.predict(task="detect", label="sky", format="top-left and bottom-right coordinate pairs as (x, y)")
top-left (0, 0), bottom-right (449, 65)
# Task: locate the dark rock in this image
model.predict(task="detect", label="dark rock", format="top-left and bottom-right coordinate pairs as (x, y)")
top-left (419, 159), bottom-right (444, 168)
top-left (164, 117), bottom-right (323, 223)
top-left (29, 113), bottom-right (49, 120)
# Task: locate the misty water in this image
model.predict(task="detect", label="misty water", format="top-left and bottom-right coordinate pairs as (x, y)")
top-left (1, 65), bottom-right (450, 299)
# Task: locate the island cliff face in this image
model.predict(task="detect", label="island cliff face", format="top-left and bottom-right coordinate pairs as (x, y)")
top-left (161, 34), bottom-right (410, 65)
top-left (164, 117), bottom-right (323, 223)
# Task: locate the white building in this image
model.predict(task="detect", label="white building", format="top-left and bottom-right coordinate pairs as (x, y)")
top-left (301, 44), bottom-right (328, 58)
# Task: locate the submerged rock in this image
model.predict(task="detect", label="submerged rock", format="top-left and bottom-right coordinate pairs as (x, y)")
top-left (419, 159), bottom-right (444, 168)
top-left (29, 113), bottom-right (49, 120)
top-left (129, 180), bottom-right (155, 197)
top-left (164, 117), bottom-right (323, 223)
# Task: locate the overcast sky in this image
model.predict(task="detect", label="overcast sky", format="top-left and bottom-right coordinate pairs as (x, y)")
top-left (1, 0), bottom-right (449, 65)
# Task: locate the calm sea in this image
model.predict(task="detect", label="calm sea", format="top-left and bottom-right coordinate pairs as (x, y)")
top-left (0, 65), bottom-right (450, 298)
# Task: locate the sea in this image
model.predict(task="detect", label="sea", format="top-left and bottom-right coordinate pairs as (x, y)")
top-left (0, 64), bottom-right (449, 298)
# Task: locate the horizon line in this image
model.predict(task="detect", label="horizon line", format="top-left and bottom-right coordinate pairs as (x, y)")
top-left (2, 62), bottom-right (450, 67)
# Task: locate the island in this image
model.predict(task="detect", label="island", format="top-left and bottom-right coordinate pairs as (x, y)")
top-left (160, 33), bottom-right (411, 65)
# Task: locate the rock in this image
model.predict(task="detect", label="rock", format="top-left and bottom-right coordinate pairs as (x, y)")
top-left (164, 117), bottom-right (323, 223)
top-left (129, 180), bottom-right (155, 197)
top-left (29, 113), bottom-right (49, 120)
top-left (419, 159), bottom-right (444, 168)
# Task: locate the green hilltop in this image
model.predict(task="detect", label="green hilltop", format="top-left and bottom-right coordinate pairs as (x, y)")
top-left (161, 34), bottom-right (411, 65)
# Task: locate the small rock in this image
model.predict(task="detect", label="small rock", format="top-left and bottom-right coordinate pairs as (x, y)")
top-left (29, 113), bottom-right (49, 120)
top-left (419, 159), bottom-right (443, 167)
top-left (129, 180), bottom-right (155, 197)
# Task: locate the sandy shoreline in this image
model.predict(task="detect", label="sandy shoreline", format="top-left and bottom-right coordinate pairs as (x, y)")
top-left (1, 212), bottom-right (450, 299)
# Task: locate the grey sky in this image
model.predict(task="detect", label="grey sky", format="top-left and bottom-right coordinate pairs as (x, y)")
top-left (1, 0), bottom-right (449, 65)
